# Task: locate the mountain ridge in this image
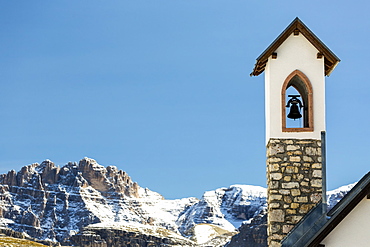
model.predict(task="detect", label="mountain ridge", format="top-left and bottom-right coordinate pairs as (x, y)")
top-left (0, 158), bottom-right (353, 246)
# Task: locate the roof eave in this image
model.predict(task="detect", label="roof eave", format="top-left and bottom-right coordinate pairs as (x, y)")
top-left (251, 17), bottom-right (340, 77)
top-left (305, 172), bottom-right (370, 246)
top-left (325, 60), bottom-right (340, 77)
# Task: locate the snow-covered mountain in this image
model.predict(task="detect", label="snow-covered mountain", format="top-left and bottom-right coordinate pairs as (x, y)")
top-left (327, 183), bottom-right (356, 209)
top-left (0, 158), bottom-right (353, 246)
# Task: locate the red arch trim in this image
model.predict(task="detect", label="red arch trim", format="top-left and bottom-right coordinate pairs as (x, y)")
top-left (281, 70), bottom-right (314, 132)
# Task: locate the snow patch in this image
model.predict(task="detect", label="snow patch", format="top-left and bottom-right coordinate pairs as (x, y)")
top-left (0, 218), bottom-right (14, 228)
top-left (192, 224), bottom-right (224, 244)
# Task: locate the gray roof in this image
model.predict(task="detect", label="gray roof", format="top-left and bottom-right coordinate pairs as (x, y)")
top-left (281, 171), bottom-right (370, 247)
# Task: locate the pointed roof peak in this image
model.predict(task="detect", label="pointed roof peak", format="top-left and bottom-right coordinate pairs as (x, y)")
top-left (251, 18), bottom-right (340, 77)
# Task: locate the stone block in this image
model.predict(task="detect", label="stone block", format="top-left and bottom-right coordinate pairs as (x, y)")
top-left (301, 187), bottom-right (312, 193)
top-left (301, 166), bottom-right (310, 171)
top-left (289, 156), bottom-right (301, 162)
top-left (287, 145), bottom-right (300, 151)
top-left (283, 140), bottom-right (293, 144)
top-left (303, 156), bottom-right (313, 162)
top-left (282, 182), bottom-right (299, 189)
top-left (270, 240), bottom-right (282, 247)
top-left (270, 224), bottom-right (280, 233)
top-left (294, 196), bottom-right (308, 203)
top-left (313, 170), bottom-right (322, 178)
top-left (312, 163), bottom-right (322, 169)
top-left (269, 157), bottom-right (282, 163)
top-left (269, 139), bottom-right (281, 144)
top-left (270, 194), bottom-right (283, 201)
top-left (286, 209), bottom-right (296, 215)
top-left (287, 215), bottom-right (303, 224)
top-left (283, 176), bottom-right (291, 182)
top-left (306, 147), bottom-right (321, 156)
top-left (299, 204), bottom-right (314, 214)
top-left (269, 181), bottom-right (279, 189)
top-left (270, 202), bottom-right (280, 208)
top-left (287, 151), bottom-right (302, 155)
top-left (290, 203), bottom-right (299, 209)
top-left (284, 196), bottom-right (292, 203)
top-left (291, 189), bottom-right (301, 196)
top-left (283, 224), bottom-right (294, 233)
top-left (311, 179), bottom-right (322, 188)
top-left (293, 162), bottom-right (302, 167)
top-left (279, 189), bottom-right (290, 195)
top-left (270, 173), bottom-right (283, 180)
top-left (285, 166), bottom-right (298, 174)
top-left (271, 234), bottom-right (284, 240)
top-left (269, 144), bottom-right (285, 155)
top-left (269, 209), bottom-right (285, 222)
top-left (269, 163), bottom-right (280, 172)
top-left (297, 140), bottom-right (313, 144)
top-left (303, 163), bottom-right (311, 167)
top-left (310, 193), bottom-right (322, 203)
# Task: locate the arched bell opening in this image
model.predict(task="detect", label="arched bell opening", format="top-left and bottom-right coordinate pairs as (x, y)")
top-left (285, 86), bottom-right (304, 128)
top-left (282, 70), bottom-right (313, 132)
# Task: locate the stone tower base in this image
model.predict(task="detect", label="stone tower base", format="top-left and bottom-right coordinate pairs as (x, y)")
top-left (266, 138), bottom-right (323, 247)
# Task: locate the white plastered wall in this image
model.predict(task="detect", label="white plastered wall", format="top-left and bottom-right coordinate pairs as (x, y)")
top-left (321, 197), bottom-right (370, 247)
top-left (265, 33), bottom-right (325, 144)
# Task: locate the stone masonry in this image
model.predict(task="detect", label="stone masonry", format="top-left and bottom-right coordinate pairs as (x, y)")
top-left (266, 138), bottom-right (322, 247)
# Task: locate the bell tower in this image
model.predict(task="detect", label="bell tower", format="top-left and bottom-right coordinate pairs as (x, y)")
top-left (251, 18), bottom-right (340, 247)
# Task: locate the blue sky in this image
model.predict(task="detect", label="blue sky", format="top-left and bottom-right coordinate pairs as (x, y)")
top-left (0, 1), bottom-right (369, 199)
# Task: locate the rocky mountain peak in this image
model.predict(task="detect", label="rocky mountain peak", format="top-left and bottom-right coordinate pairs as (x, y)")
top-left (0, 158), bottom-right (354, 246)
top-left (0, 158), bottom-right (148, 243)
top-left (76, 157), bottom-right (139, 197)
top-left (0, 158), bottom-right (139, 198)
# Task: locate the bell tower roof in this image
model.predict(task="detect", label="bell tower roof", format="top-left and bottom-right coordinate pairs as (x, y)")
top-left (251, 17), bottom-right (340, 77)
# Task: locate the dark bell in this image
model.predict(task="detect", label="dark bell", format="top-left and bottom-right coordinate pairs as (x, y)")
top-left (286, 95), bottom-right (303, 120)
top-left (287, 103), bottom-right (302, 120)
